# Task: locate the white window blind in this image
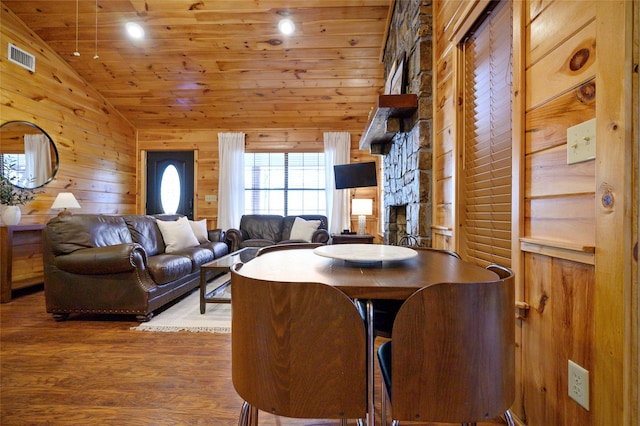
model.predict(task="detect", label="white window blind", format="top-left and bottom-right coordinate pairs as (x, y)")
top-left (460, 0), bottom-right (512, 267)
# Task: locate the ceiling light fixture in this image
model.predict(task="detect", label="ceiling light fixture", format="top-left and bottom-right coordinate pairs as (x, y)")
top-left (93, 0), bottom-right (99, 59)
top-left (126, 22), bottom-right (145, 39)
top-left (73, 0), bottom-right (80, 56)
top-left (278, 18), bottom-right (295, 35)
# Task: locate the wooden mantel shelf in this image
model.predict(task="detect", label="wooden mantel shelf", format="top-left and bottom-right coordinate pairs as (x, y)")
top-left (359, 94), bottom-right (418, 152)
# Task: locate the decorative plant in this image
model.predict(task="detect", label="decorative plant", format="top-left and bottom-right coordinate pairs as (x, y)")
top-left (0, 159), bottom-right (39, 206)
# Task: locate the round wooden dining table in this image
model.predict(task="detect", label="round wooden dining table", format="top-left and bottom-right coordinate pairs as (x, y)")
top-left (233, 245), bottom-right (499, 426)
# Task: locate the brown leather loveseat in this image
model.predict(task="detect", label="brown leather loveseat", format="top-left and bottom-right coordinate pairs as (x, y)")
top-left (225, 214), bottom-right (330, 252)
top-left (43, 214), bottom-right (229, 322)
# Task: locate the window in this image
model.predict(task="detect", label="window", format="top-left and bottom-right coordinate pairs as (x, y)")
top-left (244, 152), bottom-right (326, 216)
top-left (160, 164), bottom-right (181, 214)
top-left (1, 154), bottom-right (27, 186)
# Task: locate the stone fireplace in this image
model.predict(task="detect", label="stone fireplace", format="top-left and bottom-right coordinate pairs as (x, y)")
top-left (381, 1), bottom-right (433, 247)
top-left (387, 204), bottom-right (407, 246)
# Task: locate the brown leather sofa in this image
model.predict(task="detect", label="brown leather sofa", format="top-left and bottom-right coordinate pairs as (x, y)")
top-left (43, 214), bottom-right (229, 322)
top-left (225, 214), bottom-right (330, 252)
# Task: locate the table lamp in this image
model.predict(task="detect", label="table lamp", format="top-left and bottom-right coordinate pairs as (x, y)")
top-left (51, 192), bottom-right (81, 216)
top-left (352, 198), bottom-right (372, 235)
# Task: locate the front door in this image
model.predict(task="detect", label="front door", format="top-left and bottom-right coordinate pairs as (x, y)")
top-left (146, 151), bottom-right (194, 219)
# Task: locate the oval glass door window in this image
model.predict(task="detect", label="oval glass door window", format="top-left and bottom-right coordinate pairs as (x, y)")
top-left (160, 164), bottom-right (181, 214)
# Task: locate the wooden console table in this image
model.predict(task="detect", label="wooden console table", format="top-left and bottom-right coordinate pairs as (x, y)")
top-left (0, 224), bottom-right (45, 303)
top-left (331, 233), bottom-right (374, 244)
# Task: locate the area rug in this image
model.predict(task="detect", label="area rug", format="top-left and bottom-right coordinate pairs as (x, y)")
top-left (131, 273), bottom-right (231, 333)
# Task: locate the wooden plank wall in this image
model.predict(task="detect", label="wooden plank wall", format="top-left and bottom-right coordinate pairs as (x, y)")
top-left (522, 2), bottom-right (598, 425)
top-left (592, 2), bottom-right (634, 425)
top-left (137, 128), bottom-right (379, 234)
top-left (1, 6), bottom-right (137, 225)
top-left (431, 0), bottom-right (629, 424)
top-left (433, 41), bottom-right (456, 251)
top-left (1, 6), bottom-right (136, 288)
top-left (525, 1), bottom-right (596, 247)
top-left (434, 0), bottom-right (637, 424)
top-left (431, 0), bottom-right (467, 253)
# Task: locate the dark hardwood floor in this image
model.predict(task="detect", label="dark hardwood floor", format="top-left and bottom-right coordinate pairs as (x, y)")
top-left (1, 286), bottom-right (505, 425)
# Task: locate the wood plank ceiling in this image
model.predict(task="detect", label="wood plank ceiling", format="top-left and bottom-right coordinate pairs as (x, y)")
top-left (3, 0), bottom-right (391, 131)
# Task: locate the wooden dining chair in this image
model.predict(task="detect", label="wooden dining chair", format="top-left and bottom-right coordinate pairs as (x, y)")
top-left (362, 247), bottom-right (462, 339)
top-left (230, 263), bottom-right (367, 426)
top-left (255, 242), bottom-right (323, 256)
top-left (377, 264), bottom-right (516, 426)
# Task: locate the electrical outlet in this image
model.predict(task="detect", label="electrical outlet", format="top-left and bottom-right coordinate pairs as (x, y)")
top-left (568, 360), bottom-right (590, 410)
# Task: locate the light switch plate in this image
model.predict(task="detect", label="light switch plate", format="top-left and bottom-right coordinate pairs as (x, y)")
top-left (567, 118), bottom-right (596, 164)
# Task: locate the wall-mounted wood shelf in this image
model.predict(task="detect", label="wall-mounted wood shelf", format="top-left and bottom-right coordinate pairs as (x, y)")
top-left (359, 94), bottom-right (418, 153)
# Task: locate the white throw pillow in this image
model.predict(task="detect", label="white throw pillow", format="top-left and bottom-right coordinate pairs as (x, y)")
top-left (189, 219), bottom-right (209, 243)
top-left (289, 217), bottom-right (321, 242)
top-left (156, 216), bottom-right (200, 253)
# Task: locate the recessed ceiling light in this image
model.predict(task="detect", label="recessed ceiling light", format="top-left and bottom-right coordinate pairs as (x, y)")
top-left (278, 18), bottom-right (295, 35)
top-left (126, 22), bottom-right (145, 39)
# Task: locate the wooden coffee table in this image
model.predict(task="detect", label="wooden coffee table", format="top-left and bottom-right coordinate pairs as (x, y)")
top-left (199, 247), bottom-right (259, 314)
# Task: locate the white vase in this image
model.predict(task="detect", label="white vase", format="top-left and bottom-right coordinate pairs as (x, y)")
top-left (1, 205), bottom-right (21, 226)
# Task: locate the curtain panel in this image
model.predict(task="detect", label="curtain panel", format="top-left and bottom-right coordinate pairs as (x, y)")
top-left (24, 133), bottom-right (51, 187)
top-left (323, 132), bottom-right (350, 235)
top-left (217, 132), bottom-right (245, 230)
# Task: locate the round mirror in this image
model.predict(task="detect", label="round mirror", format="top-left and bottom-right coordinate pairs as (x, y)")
top-left (1, 121), bottom-right (59, 189)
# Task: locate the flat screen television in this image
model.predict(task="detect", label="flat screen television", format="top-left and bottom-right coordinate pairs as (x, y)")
top-left (334, 162), bottom-right (377, 189)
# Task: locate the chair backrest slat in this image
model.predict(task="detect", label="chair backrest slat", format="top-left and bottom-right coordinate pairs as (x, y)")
top-left (391, 267), bottom-right (515, 423)
top-left (231, 264), bottom-right (367, 420)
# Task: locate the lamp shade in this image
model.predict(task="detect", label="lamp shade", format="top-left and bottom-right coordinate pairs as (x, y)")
top-left (51, 192), bottom-right (81, 211)
top-left (352, 198), bottom-right (373, 216)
